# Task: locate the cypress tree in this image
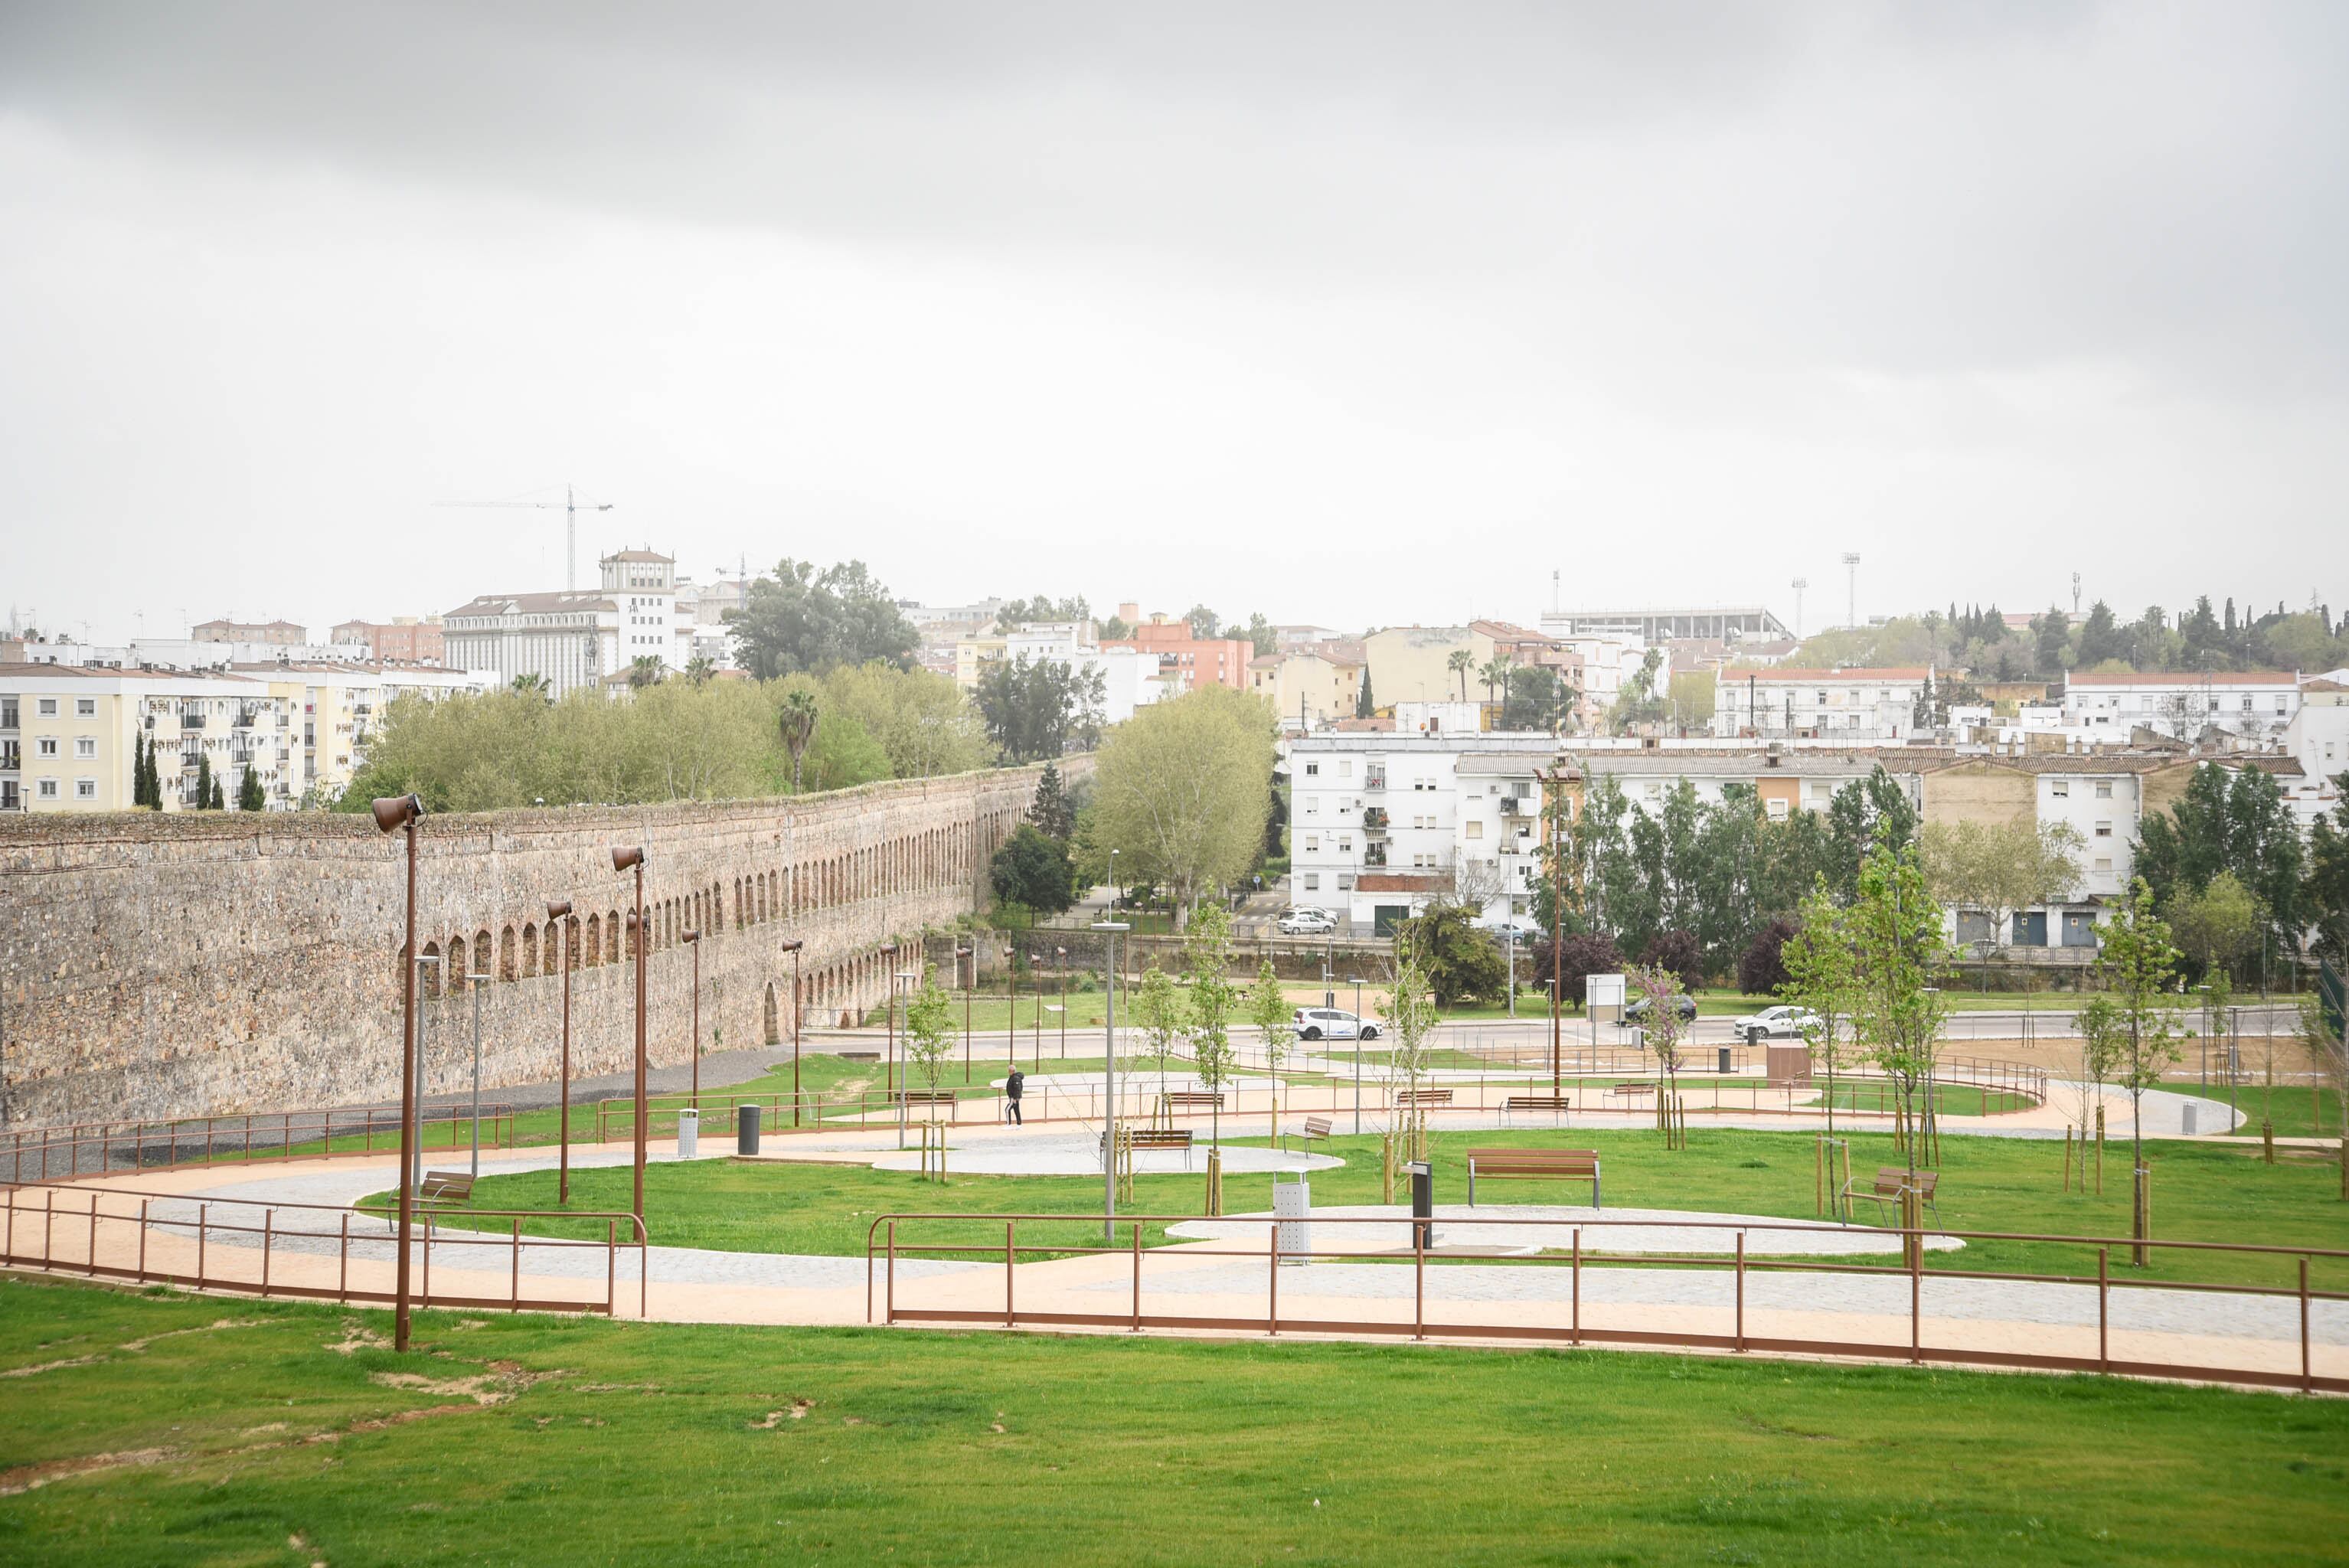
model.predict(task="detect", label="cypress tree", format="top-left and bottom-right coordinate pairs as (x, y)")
top-left (238, 763), bottom-right (265, 812)
top-left (1355, 664), bottom-right (1374, 718)
top-left (131, 734), bottom-right (147, 807)
top-left (194, 752), bottom-right (214, 811)
top-left (209, 772), bottom-right (225, 811)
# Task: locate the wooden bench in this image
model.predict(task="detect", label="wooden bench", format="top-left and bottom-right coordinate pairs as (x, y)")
top-left (1283, 1115), bottom-right (1334, 1154)
top-left (1842, 1166), bottom-right (1940, 1227)
top-left (1609, 1081), bottom-right (1656, 1104)
top-left (1109, 1125), bottom-right (1195, 1168)
top-left (1164, 1091), bottom-right (1226, 1113)
top-left (1395, 1087), bottom-right (1453, 1109)
top-left (417, 1171), bottom-right (475, 1206)
top-left (892, 1090), bottom-right (960, 1122)
top-left (1501, 1094), bottom-right (1573, 1125)
top-left (1466, 1148), bottom-right (1601, 1207)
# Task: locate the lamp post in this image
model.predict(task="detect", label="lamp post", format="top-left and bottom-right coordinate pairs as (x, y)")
top-left (465, 968), bottom-right (488, 1178)
top-left (611, 845), bottom-right (649, 1227)
top-left (880, 941), bottom-right (900, 1100)
top-left (547, 900), bottom-right (574, 1204)
top-left (370, 792), bottom-right (426, 1353)
top-left (894, 962), bottom-right (921, 1144)
top-left (956, 945), bottom-right (975, 1083)
top-left (779, 939), bottom-right (805, 1125)
top-left (1093, 920), bottom-right (1130, 1243)
top-left (1027, 952), bottom-right (1044, 1070)
top-left (1352, 973), bottom-right (1366, 1135)
top-left (682, 929), bottom-right (703, 1103)
top-left (1056, 946), bottom-right (1068, 1060)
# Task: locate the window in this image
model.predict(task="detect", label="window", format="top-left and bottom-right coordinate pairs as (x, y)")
top-left (1338, 760), bottom-right (1352, 778)
top-left (38, 779), bottom-right (58, 799)
top-left (1465, 819), bottom-right (1483, 839)
top-left (75, 778), bottom-right (96, 799)
top-left (1337, 874), bottom-right (1354, 890)
top-left (1338, 838), bottom-right (1351, 853)
top-left (1304, 762), bottom-right (1318, 776)
top-left (2241, 696), bottom-right (2253, 712)
top-left (1304, 797), bottom-right (1318, 816)
top-left (2094, 781), bottom-right (2112, 799)
top-left (1305, 835), bottom-right (1320, 853)
top-left (2093, 857), bottom-right (2113, 874)
top-left (37, 698), bottom-right (57, 717)
top-left (74, 737), bottom-right (95, 759)
top-left (2095, 820), bottom-right (2112, 838)
top-left (1302, 873), bottom-right (1320, 891)
top-left (2050, 781), bottom-right (2070, 799)
top-left (75, 698), bottom-right (95, 717)
top-left (37, 737), bottom-right (57, 758)
top-left (1766, 799), bottom-right (1789, 822)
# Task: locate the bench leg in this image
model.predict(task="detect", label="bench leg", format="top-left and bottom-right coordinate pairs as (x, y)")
top-left (1593, 1173), bottom-right (1600, 1210)
top-left (1467, 1169), bottom-right (1475, 1207)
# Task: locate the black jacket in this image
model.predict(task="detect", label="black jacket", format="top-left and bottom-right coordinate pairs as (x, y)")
top-left (1005, 1070), bottom-right (1025, 1100)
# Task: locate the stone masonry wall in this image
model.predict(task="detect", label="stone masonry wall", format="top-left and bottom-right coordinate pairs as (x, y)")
top-left (0, 763), bottom-right (1073, 1127)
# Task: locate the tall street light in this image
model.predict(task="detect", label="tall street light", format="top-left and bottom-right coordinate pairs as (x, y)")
top-left (1092, 919), bottom-right (1130, 1243)
top-left (779, 939), bottom-right (805, 1126)
top-left (547, 900), bottom-right (574, 1205)
top-left (893, 959), bottom-right (921, 1146)
top-left (1055, 946), bottom-right (1068, 1060)
top-left (1027, 952), bottom-right (1044, 1070)
top-left (880, 941), bottom-right (900, 1099)
top-left (682, 928), bottom-right (703, 1102)
top-left (371, 792), bottom-right (426, 1353)
top-left (611, 845), bottom-right (649, 1226)
top-left (955, 944), bottom-right (975, 1083)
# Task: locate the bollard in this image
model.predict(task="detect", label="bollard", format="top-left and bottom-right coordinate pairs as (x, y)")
top-left (1406, 1160), bottom-right (1434, 1251)
top-left (736, 1104), bottom-right (761, 1156)
top-left (676, 1109), bottom-right (699, 1161)
top-left (2181, 1102), bottom-right (2197, 1138)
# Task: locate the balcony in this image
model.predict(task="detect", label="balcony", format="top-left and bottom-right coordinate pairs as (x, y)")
top-left (1361, 806), bottom-right (1389, 833)
top-left (1364, 844), bottom-right (1388, 868)
top-left (1363, 774), bottom-right (1385, 792)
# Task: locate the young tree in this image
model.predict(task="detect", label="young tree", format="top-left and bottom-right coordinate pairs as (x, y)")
top-left (237, 762), bottom-right (265, 812)
top-left (1778, 886), bottom-right (1861, 1138)
top-left (2165, 870), bottom-right (2259, 982)
top-left (1624, 962), bottom-right (1689, 1145)
top-left (1027, 762), bottom-right (1076, 840)
top-left (1848, 838), bottom-right (1954, 1173)
top-left (902, 965), bottom-right (958, 1099)
top-left (1132, 963), bottom-right (1184, 1099)
top-left (1181, 904), bottom-right (1240, 1145)
top-left (2077, 880), bottom-right (2185, 1262)
top-left (1244, 959), bottom-right (1292, 1104)
top-left (1378, 939), bottom-right (1441, 1161)
top-left (2295, 988), bottom-right (2348, 1201)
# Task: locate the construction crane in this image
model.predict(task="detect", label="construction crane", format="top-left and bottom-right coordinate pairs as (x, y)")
top-left (434, 484), bottom-right (614, 591)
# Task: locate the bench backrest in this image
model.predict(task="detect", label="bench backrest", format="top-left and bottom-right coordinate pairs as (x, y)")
top-left (1872, 1168), bottom-right (1937, 1196)
top-left (1468, 1148), bottom-right (1599, 1174)
top-left (1167, 1092), bottom-right (1224, 1106)
top-left (1504, 1096), bottom-right (1572, 1107)
top-left (1302, 1117), bottom-right (1332, 1135)
top-left (1397, 1088), bottom-right (1452, 1102)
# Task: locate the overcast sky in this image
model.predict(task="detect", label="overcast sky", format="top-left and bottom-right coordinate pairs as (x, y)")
top-left (2, 2), bottom-right (2343, 643)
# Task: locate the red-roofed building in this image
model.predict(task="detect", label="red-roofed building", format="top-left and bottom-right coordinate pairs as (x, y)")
top-left (1099, 613), bottom-right (1253, 693)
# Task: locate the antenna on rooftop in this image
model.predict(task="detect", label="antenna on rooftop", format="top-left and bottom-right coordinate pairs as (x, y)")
top-left (1841, 554), bottom-right (1861, 629)
top-left (1791, 578), bottom-right (1808, 642)
top-left (2072, 571), bottom-right (2082, 618)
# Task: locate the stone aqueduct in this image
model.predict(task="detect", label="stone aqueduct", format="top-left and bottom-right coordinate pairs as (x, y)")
top-left (0, 763), bottom-right (1066, 1127)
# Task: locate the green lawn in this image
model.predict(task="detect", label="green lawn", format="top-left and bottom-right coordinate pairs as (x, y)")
top-left (5, 1276), bottom-right (2347, 1565)
top-left (413, 1123), bottom-right (2349, 1292)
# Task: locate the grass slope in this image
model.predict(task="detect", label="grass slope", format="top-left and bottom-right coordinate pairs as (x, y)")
top-left (3, 1276), bottom-right (2345, 1566)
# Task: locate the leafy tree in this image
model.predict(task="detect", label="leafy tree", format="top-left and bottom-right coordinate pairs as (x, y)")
top-left (1180, 904), bottom-right (1240, 1145)
top-left (1245, 959), bottom-right (1292, 1095)
top-left (730, 558), bottom-right (918, 678)
top-left (1825, 766), bottom-right (1917, 900)
top-left (1737, 918), bottom-right (1797, 997)
top-left (1227, 612), bottom-right (1275, 657)
top-left (1606, 648), bottom-right (1668, 733)
top-left (1132, 964), bottom-right (1184, 1093)
top-left (1099, 614), bottom-right (1132, 642)
top-left (1498, 663), bottom-right (1576, 733)
top-left (2135, 763), bottom-right (2307, 963)
top-left (1625, 962), bottom-right (1691, 1141)
top-left (2165, 870), bottom-right (2259, 983)
top-left (1092, 686), bottom-right (1275, 923)
top-left (1779, 886), bottom-right (1862, 1140)
top-left (1027, 762), bottom-right (1076, 840)
top-left (1531, 931), bottom-right (1624, 1013)
top-left (817, 662), bottom-right (994, 780)
top-left (2295, 988), bottom-right (2349, 1201)
top-left (2077, 880), bottom-right (2184, 1261)
top-left (1260, 776), bottom-right (1287, 866)
top-left (2032, 606), bottom-right (2072, 675)
top-left (995, 594), bottom-right (1090, 629)
top-left (1184, 604), bottom-right (1222, 641)
top-left (1919, 816), bottom-right (2084, 952)
top-left (990, 825), bottom-right (1076, 921)
top-left (2076, 599), bottom-right (2127, 667)
top-left (1392, 901), bottom-right (1507, 1005)
top-left (237, 763), bottom-right (265, 812)
top-left (975, 655), bottom-right (1105, 763)
top-left (2307, 772), bottom-right (2349, 966)
top-left (1639, 928), bottom-right (1704, 991)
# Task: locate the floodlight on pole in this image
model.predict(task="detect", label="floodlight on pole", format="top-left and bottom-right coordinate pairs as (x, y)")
top-left (547, 900), bottom-right (575, 1204)
top-left (611, 845), bottom-right (649, 1224)
top-left (371, 792), bottom-right (425, 1353)
top-left (1092, 920), bottom-right (1132, 1243)
top-left (779, 939), bottom-right (805, 1124)
top-left (1842, 553), bottom-right (1861, 629)
top-left (682, 929), bottom-right (703, 1102)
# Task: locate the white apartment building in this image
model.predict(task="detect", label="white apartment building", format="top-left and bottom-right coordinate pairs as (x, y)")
top-left (2062, 671), bottom-right (2300, 742)
top-left (0, 666), bottom-right (295, 812)
top-left (998, 623), bottom-right (1165, 725)
top-left (1711, 667), bottom-right (1932, 740)
top-left (445, 548), bottom-right (688, 697)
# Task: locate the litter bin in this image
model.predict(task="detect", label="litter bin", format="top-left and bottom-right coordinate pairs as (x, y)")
top-left (736, 1103), bottom-right (761, 1156)
top-left (1273, 1171), bottom-right (1312, 1263)
top-left (675, 1108), bottom-right (698, 1159)
top-left (1406, 1160), bottom-right (1433, 1251)
top-left (1719, 1045), bottom-right (1734, 1074)
top-left (2181, 1102), bottom-right (2198, 1137)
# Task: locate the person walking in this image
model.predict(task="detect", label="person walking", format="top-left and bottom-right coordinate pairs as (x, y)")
top-left (1005, 1065), bottom-right (1025, 1126)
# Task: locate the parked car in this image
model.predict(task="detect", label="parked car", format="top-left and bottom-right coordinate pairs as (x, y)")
top-left (1619, 994), bottom-right (1699, 1026)
top-left (1477, 918), bottom-right (1544, 943)
top-left (1291, 1007), bottom-right (1378, 1041)
top-left (1730, 1004), bottom-right (1821, 1040)
top-left (1278, 908), bottom-right (1338, 936)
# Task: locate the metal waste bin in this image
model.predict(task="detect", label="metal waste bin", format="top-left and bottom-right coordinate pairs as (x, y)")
top-left (1406, 1160), bottom-right (1433, 1251)
top-left (737, 1103), bottom-right (761, 1155)
top-left (675, 1108), bottom-right (698, 1159)
top-left (2182, 1102), bottom-right (2198, 1137)
top-left (1719, 1045), bottom-right (1734, 1074)
top-left (1273, 1171), bottom-right (1312, 1263)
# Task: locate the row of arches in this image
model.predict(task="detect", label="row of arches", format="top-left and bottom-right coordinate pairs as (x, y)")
top-left (403, 804), bottom-right (1028, 1005)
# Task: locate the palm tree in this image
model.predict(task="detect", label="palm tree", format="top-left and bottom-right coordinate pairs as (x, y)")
top-left (511, 672), bottom-right (550, 701)
top-left (684, 655), bottom-right (714, 685)
top-left (627, 655), bottom-right (665, 688)
top-left (777, 689), bottom-right (818, 792)
top-left (1478, 654), bottom-right (1514, 713)
top-left (1446, 648), bottom-right (1475, 703)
